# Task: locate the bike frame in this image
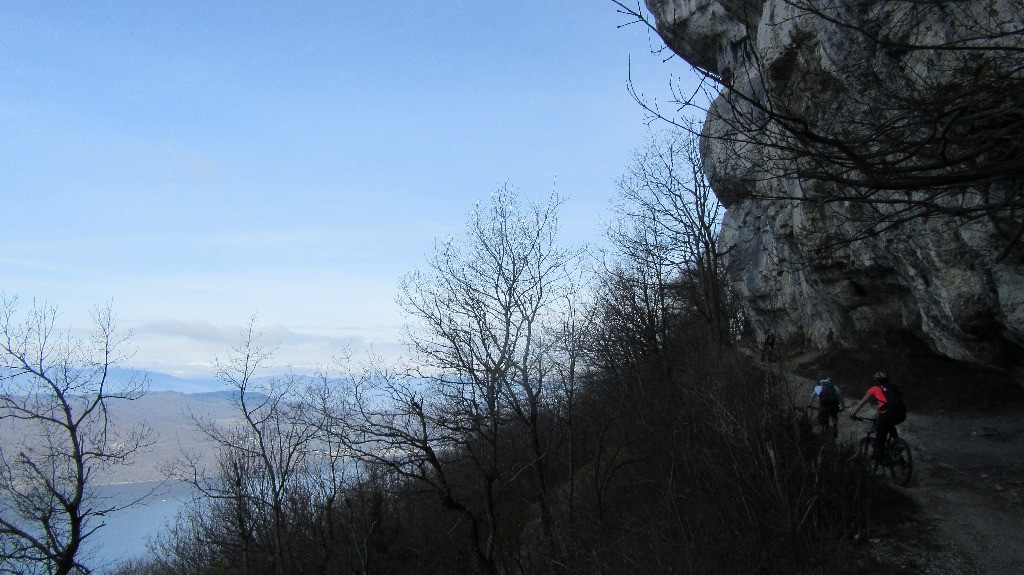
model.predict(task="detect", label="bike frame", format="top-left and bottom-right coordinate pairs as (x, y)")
top-left (850, 415), bottom-right (913, 486)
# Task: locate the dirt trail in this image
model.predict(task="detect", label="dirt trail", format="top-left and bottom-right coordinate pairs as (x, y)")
top-left (769, 351), bottom-right (1024, 572)
top-left (894, 411), bottom-right (1024, 574)
top-left (811, 376), bottom-right (1024, 573)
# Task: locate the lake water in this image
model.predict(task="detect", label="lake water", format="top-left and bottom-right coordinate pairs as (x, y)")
top-left (84, 480), bottom-right (197, 573)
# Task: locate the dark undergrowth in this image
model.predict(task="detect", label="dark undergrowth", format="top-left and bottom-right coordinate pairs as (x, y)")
top-left (110, 328), bottom-right (917, 575)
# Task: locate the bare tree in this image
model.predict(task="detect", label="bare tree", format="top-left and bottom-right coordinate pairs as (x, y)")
top-left (404, 186), bottom-right (584, 565)
top-left (615, 0), bottom-right (1024, 257)
top-left (0, 297), bottom-right (149, 575)
top-left (323, 367), bottom-right (497, 571)
top-left (173, 319), bottom-right (321, 575)
top-left (332, 186), bottom-right (585, 573)
top-left (610, 127), bottom-right (737, 348)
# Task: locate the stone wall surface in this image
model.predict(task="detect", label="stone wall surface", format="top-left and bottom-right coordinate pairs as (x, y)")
top-left (645, 0), bottom-right (1024, 377)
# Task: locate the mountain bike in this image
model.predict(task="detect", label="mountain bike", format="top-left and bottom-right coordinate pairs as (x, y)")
top-left (805, 405), bottom-right (839, 440)
top-left (849, 415), bottom-right (913, 486)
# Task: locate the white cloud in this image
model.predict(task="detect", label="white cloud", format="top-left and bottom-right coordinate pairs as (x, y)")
top-left (142, 319), bottom-right (239, 343)
top-left (129, 318), bottom-right (404, 378)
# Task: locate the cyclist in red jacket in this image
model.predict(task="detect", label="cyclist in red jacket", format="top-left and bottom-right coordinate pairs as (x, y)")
top-left (850, 371), bottom-right (907, 472)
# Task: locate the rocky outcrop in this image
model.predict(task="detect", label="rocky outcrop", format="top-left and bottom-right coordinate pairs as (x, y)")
top-left (645, 0), bottom-right (1024, 377)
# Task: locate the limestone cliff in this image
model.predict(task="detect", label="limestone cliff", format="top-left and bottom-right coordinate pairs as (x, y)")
top-left (645, 0), bottom-right (1024, 378)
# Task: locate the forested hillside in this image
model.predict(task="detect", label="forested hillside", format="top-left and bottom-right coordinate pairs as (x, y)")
top-left (107, 180), bottom-right (902, 575)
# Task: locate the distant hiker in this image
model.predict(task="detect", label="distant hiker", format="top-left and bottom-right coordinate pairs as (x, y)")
top-left (850, 371), bottom-right (907, 471)
top-left (806, 376), bottom-right (844, 437)
top-left (760, 329), bottom-right (776, 361)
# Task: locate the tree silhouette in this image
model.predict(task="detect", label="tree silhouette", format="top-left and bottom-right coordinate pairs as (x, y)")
top-left (0, 298), bottom-right (149, 575)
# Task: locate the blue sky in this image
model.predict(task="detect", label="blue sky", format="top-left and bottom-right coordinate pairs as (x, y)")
top-left (1, 2), bottom-right (692, 379)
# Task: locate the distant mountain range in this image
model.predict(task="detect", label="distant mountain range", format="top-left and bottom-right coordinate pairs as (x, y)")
top-left (105, 366), bottom-right (283, 394)
top-left (4, 366), bottom-right (336, 484)
top-left (0, 384), bottom-right (252, 485)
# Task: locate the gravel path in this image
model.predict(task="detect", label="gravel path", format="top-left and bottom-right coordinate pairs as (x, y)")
top-left (821, 399), bottom-right (1024, 574)
top-left (897, 412), bottom-right (1024, 574)
top-left (779, 349), bottom-right (1024, 574)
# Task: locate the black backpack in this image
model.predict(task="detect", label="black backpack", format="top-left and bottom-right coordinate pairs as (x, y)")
top-left (819, 379), bottom-right (840, 410)
top-left (881, 383), bottom-right (906, 413)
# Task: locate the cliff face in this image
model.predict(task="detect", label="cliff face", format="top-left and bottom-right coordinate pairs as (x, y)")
top-left (645, 0), bottom-right (1024, 376)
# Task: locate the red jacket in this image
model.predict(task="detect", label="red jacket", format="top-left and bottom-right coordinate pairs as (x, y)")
top-left (867, 385), bottom-right (893, 412)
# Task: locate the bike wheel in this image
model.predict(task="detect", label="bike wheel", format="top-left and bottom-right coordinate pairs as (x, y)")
top-left (849, 437), bottom-right (872, 463)
top-left (888, 438), bottom-right (913, 486)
